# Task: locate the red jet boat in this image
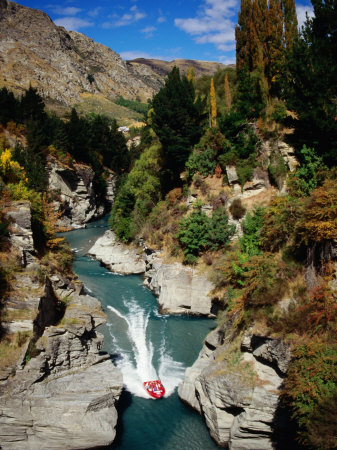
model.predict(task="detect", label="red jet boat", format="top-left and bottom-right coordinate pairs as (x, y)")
top-left (143, 380), bottom-right (165, 399)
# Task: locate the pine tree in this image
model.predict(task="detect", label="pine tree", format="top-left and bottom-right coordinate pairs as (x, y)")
top-left (210, 78), bottom-right (217, 128)
top-left (151, 67), bottom-right (205, 188)
top-left (224, 74), bottom-right (232, 111)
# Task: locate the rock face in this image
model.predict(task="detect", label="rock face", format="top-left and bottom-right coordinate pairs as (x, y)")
top-left (47, 156), bottom-right (111, 228)
top-left (4, 200), bottom-right (35, 266)
top-left (0, 274), bottom-right (123, 450)
top-left (88, 233), bottom-right (216, 316)
top-left (144, 251), bottom-right (216, 316)
top-left (88, 230), bottom-right (146, 274)
top-left (0, 200), bottom-right (123, 449)
top-left (178, 324), bottom-right (292, 449)
top-left (0, 1), bottom-right (162, 106)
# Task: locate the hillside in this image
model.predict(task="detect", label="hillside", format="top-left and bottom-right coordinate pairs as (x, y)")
top-left (127, 58), bottom-right (232, 78)
top-left (0, 0), bottom-right (162, 109)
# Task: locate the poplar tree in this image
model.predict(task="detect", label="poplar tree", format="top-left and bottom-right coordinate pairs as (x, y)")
top-left (235, 0), bottom-right (297, 94)
top-left (210, 78), bottom-right (217, 128)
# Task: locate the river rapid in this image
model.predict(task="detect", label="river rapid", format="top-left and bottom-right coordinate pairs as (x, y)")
top-left (61, 218), bottom-right (218, 450)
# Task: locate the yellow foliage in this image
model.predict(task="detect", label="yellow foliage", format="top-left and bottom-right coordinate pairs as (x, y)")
top-left (210, 78), bottom-right (217, 128)
top-left (299, 179), bottom-right (337, 243)
top-left (0, 148), bottom-right (26, 183)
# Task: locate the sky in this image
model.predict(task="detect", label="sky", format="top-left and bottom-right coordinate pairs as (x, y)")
top-left (17, 0), bottom-right (314, 64)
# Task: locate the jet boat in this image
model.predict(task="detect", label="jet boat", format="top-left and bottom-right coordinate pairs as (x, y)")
top-left (143, 380), bottom-right (165, 399)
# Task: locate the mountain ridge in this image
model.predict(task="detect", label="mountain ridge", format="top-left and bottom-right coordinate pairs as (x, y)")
top-left (0, 0), bottom-right (232, 114)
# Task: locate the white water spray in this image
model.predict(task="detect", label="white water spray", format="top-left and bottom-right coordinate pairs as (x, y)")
top-left (107, 300), bottom-right (185, 398)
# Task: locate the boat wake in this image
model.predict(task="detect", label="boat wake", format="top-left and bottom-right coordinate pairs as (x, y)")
top-left (107, 300), bottom-right (185, 398)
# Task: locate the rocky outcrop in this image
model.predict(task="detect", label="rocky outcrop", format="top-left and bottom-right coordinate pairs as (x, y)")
top-left (0, 1), bottom-right (162, 106)
top-left (0, 200), bottom-right (123, 449)
top-left (47, 156), bottom-right (111, 228)
top-left (179, 324), bottom-right (292, 449)
top-left (88, 230), bottom-right (146, 274)
top-left (4, 200), bottom-right (35, 266)
top-left (144, 251), bottom-right (216, 316)
top-left (0, 274), bottom-right (123, 449)
top-left (88, 232), bottom-right (216, 316)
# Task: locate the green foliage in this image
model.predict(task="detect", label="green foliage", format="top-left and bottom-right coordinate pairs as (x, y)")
top-left (288, 145), bottom-right (324, 197)
top-left (109, 143), bottom-right (162, 241)
top-left (234, 68), bottom-right (266, 119)
top-left (285, 0), bottom-right (337, 165)
top-left (151, 67), bottom-right (205, 188)
top-left (115, 96), bottom-right (148, 116)
top-left (186, 147), bottom-right (217, 179)
top-left (240, 207), bottom-right (265, 256)
top-left (285, 340), bottom-right (337, 448)
top-left (176, 206), bottom-right (235, 262)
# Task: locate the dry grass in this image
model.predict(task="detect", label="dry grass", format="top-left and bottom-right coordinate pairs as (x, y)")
top-left (241, 187), bottom-right (278, 211)
top-left (0, 331), bottom-right (32, 374)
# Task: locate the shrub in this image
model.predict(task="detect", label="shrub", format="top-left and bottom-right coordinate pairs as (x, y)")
top-left (229, 198), bottom-right (246, 220)
top-left (186, 147), bottom-right (217, 179)
top-left (176, 208), bottom-right (211, 260)
top-left (240, 207), bottom-right (265, 256)
top-left (284, 339), bottom-right (337, 448)
top-left (296, 179), bottom-right (337, 244)
top-left (268, 152), bottom-right (287, 189)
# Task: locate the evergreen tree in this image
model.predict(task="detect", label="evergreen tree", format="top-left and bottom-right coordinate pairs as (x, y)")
top-left (20, 86), bottom-right (46, 123)
top-left (0, 87), bottom-right (19, 125)
top-left (285, 0), bottom-right (337, 164)
top-left (224, 74), bottom-right (232, 111)
top-left (151, 67), bottom-right (205, 188)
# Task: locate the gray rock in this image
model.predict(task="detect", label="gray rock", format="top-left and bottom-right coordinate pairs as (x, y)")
top-left (145, 257), bottom-right (215, 316)
top-left (5, 201), bottom-right (35, 266)
top-left (88, 230), bottom-right (146, 274)
top-left (226, 166), bottom-right (239, 185)
top-left (47, 157), bottom-right (107, 228)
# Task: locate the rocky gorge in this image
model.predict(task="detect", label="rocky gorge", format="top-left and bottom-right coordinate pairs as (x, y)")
top-left (87, 226), bottom-right (294, 449)
top-left (0, 200), bottom-right (123, 449)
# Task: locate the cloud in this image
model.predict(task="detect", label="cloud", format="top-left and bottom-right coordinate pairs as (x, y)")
top-left (54, 17), bottom-right (94, 31)
top-left (51, 6), bottom-right (82, 16)
top-left (88, 7), bottom-right (102, 18)
top-left (141, 26), bottom-right (156, 38)
top-left (296, 4), bottom-right (314, 29)
top-left (174, 0), bottom-right (238, 53)
top-left (102, 6), bottom-right (146, 28)
top-left (157, 16), bottom-right (166, 23)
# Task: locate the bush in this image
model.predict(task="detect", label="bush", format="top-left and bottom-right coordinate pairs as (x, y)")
top-left (240, 207), bottom-right (265, 256)
top-left (285, 339), bottom-right (337, 449)
top-left (229, 198), bottom-right (246, 220)
top-left (176, 206), bottom-right (235, 262)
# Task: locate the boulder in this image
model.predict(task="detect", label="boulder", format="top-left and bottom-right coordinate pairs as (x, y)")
top-left (144, 256), bottom-right (215, 316)
top-left (226, 166), bottom-right (239, 185)
top-left (88, 230), bottom-right (146, 274)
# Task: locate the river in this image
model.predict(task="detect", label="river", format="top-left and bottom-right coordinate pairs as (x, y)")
top-left (61, 218), bottom-right (218, 450)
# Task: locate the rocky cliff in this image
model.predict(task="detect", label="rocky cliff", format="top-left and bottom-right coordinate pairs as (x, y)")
top-left (0, 200), bottom-right (123, 449)
top-left (178, 322), bottom-right (292, 449)
top-left (47, 156), bottom-right (116, 228)
top-left (0, 0), bottom-right (162, 106)
top-left (88, 231), bottom-right (216, 316)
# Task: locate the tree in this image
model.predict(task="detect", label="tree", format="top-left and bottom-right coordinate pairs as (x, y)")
top-left (285, 0), bottom-right (337, 164)
top-left (224, 74), bottom-right (232, 111)
top-left (151, 67), bottom-right (205, 188)
top-left (210, 78), bottom-right (217, 128)
top-left (235, 0), bottom-right (298, 95)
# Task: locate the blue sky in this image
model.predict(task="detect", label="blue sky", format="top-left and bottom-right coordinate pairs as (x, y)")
top-left (18, 0), bottom-right (314, 64)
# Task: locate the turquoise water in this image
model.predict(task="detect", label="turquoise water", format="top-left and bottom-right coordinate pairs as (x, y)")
top-left (61, 218), bottom-right (218, 450)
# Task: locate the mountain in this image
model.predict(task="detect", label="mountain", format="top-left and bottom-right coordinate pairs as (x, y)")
top-left (0, 0), bottom-right (234, 115)
top-left (127, 58), bottom-right (233, 78)
top-left (0, 0), bottom-right (163, 109)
